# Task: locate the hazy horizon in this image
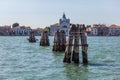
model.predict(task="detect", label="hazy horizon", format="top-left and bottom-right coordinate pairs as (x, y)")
top-left (0, 0), bottom-right (120, 28)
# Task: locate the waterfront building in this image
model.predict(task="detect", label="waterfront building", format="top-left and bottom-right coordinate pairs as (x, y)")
top-left (108, 25), bottom-right (120, 36)
top-left (91, 24), bottom-right (109, 36)
top-left (86, 27), bottom-right (92, 36)
top-left (91, 27), bottom-right (98, 36)
top-left (50, 13), bottom-right (70, 36)
top-left (32, 28), bottom-right (44, 36)
top-left (11, 26), bottom-right (32, 36)
top-left (0, 25), bottom-right (11, 36)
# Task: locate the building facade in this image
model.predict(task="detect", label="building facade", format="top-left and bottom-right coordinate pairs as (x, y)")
top-left (108, 25), bottom-right (120, 36)
top-left (91, 24), bottom-right (109, 36)
top-left (50, 13), bottom-right (70, 36)
top-left (91, 27), bottom-right (98, 36)
top-left (0, 25), bottom-right (11, 36)
top-left (11, 26), bottom-right (32, 36)
top-left (33, 28), bottom-right (44, 36)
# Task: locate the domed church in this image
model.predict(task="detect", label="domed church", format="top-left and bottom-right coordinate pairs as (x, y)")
top-left (50, 13), bottom-right (70, 36)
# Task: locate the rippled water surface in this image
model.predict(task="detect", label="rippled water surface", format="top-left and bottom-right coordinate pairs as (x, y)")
top-left (0, 36), bottom-right (120, 80)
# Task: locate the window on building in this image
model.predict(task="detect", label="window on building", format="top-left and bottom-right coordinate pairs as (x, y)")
top-left (62, 25), bottom-right (67, 28)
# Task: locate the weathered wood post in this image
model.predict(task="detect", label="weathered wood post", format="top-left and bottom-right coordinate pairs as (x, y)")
top-left (80, 24), bottom-right (88, 64)
top-left (40, 30), bottom-right (50, 46)
top-left (72, 24), bottom-right (80, 63)
top-left (53, 30), bottom-right (60, 51)
top-left (59, 30), bottom-right (66, 52)
top-left (63, 24), bottom-right (75, 63)
top-left (28, 31), bottom-right (36, 42)
top-left (53, 30), bottom-right (66, 52)
top-left (63, 24), bottom-right (88, 64)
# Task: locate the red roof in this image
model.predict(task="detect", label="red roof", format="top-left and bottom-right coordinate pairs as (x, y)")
top-left (109, 25), bottom-right (120, 28)
top-left (51, 23), bottom-right (59, 26)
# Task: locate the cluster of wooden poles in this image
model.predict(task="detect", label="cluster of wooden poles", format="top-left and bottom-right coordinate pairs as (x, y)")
top-left (52, 30), bottom-right (66, 52)
top-left (28, 31), bottom-right (36, 42)
top-left (40, 31), bottom-right (50, 46)
top-left (63, 24), bottom-right (88, 64)
top-left (28, 30), bottom-right (50, 46)
top-left (28, 24), bottom-right (88, 64)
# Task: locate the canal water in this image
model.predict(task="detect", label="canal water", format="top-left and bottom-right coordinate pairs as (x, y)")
top-left (0, 36), bottom-right (120, 80)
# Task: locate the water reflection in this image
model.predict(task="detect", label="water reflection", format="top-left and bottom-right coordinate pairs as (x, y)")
top-left (64, 64), bottom-right (88, 80)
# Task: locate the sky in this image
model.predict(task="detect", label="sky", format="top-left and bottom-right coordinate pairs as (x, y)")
top-left (0, 0), bottom-right (120, 28)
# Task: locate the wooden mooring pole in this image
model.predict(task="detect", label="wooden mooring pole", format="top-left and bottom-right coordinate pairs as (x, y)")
top-left (63, 24), bottom-right (88, 64)
top-left (28, 31), bottom-right (36, 42)
top-left (53, 30), bottom-right (66, 52)
top-left (80, 24), bottom-right (88, 64)
top-left (40, 31), bottom-right (50, 46)
top-left (72, 24), bottom-right (80, 63)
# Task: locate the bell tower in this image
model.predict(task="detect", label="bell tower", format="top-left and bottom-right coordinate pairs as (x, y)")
top-left (63, 13), bottom-right (66, 19)
top-left (59, 13), bottom-right (70, 36)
